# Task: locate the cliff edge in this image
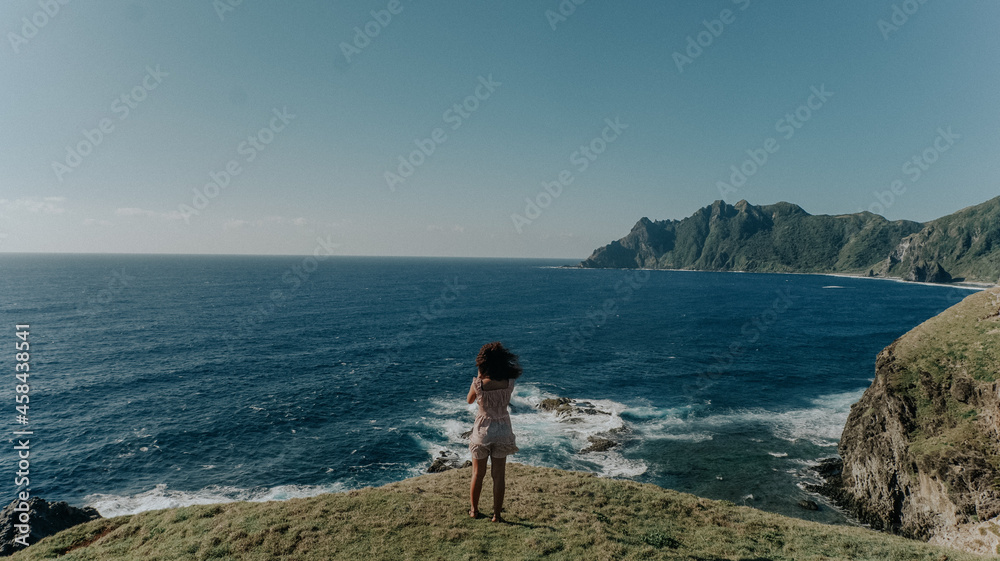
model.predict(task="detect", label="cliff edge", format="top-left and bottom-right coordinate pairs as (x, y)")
top-left (7, 463), bottom-right (989, 560)
top-left (828, 286), bottom-right (1000, 555)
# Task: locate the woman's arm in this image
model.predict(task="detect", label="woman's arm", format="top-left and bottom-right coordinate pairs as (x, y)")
top-left (466, 380), bottom-right (477, 404)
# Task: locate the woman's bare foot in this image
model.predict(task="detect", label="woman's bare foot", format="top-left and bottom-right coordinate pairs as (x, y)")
top-left (491, 508), bottom-right (503, 523)
top-left (469, 508), bottom-right (481, 519)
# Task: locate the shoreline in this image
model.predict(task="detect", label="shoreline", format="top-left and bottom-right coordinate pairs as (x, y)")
top-left (560, 265), bottom-right (996, 290)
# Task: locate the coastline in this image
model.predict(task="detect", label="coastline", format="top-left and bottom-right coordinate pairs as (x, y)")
top-left (561, 264), bottom-right (996, 290)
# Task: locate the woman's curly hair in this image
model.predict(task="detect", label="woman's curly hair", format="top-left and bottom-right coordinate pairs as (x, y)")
top-left (475, 342), bottom-right (523, 381)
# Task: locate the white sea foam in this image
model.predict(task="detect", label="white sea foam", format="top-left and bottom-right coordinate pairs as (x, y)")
top-left (639, 388), bottom-right (863, 447)
top-left (692, 389), bottom-right (865, 447)
top-left (420, 384), bottom-right (864, 485)
top-left (422, 383), bottom-right (647, 478)
top-left (772, 389), bottom-right (866, 445)
top-left (623, 404), bottom-right (704, 435)
top-left (85, 481), bottom-right (349, 517)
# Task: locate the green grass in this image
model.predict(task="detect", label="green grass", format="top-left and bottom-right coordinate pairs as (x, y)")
top-left (10, 464), bottom-right (996, 560)
top-left (890, 287), bottom-right (1000, 475)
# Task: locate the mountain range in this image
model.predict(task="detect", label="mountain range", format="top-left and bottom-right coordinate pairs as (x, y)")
top-left (579, 197), bottom-right (1000, 284)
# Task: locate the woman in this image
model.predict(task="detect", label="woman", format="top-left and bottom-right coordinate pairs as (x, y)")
top-left (466, 341), bottom-right (522, 522)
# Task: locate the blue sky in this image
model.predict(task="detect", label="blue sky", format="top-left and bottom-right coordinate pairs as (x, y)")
top-left (1, 1), bottom-right (998, 257)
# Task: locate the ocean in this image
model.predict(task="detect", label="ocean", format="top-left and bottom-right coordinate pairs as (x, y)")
top-left (0, 254), bottom-right (980, 526)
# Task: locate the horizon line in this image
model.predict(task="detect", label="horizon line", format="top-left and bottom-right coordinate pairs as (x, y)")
top-left (0, 251), bottom-right (584, 260)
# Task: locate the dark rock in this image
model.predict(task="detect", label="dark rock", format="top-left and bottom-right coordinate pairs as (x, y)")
top-left (580, 407), bottom-right (610, 416)
top-left (580, 436), bottom-right (618, 453)
top-left (539, 397), bottom-right (614, 419)
top-left (0, 496), bottom-right (101, 555)
top-left (539, 398), bottom-right (573, 415)
top-left (427, 457), bottom-right (453, 473)
top-left (809, 457), bottom-right (843, 480)
top-left (797, 499), bottom-right (820, 511)
top-left (806, 458), bottom-right (862, 519)
top-left (427, 451), bottom-right (469, 473)
top-left (906, 260), bottom-right (952, 284)
top-left (951, 377), bottom-right (974, 403)
top-left (460, 430), bottom-right (471, 440)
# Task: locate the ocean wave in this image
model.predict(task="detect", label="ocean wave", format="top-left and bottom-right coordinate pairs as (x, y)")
top-left (422, 383), bottom-right (646, 478)
top-left (85, 480), bottom-right (349, 517)
top-left (665, 389), bottom-right (865, 447)
top-left (419, 384), bottom-right (863, 480)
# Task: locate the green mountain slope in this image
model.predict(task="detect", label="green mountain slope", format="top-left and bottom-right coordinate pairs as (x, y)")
top-left (581, 198), bottom-right (1000, 284)
top-left (9, 464), bottom-right (993, 560)
top-left (884, 196), bottom-right (1000, 283)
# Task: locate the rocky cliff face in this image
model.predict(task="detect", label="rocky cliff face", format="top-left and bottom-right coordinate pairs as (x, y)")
top-left (582, 197), bottom-right (1000, 284)
top-left (0, 497), bottom-right (101, 556)
top-left (882, 197), bottom-right (1000, 284)
top-left (828, 287), bottom-right (1000, 555)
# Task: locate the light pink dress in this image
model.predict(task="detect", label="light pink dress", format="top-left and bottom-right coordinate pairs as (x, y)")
top-left (468, 377), bottom-right (519, 460)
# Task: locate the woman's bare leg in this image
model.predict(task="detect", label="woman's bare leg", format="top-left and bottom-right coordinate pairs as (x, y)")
top-left (490, 456), bottom-right (506, 522)
top-left (469, 457), bottom-right (488, 517)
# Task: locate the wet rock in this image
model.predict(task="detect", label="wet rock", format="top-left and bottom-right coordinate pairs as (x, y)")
top-left (539, 397), bottom-right (613, 419)
top-left (460, 430), bottom-right (471, 440)
top-left (0, 497), bottom-right (101, 556)
top-left (574, 401), bottom-right (610, 415)
top-left (427, 458), bottom-right (451, 473)
top-left (580, 436), bottom-right (618, 453)
top-left (427, 451), bottom-right (470, 473)
top-left (539, 398), bottom-right (573, 415)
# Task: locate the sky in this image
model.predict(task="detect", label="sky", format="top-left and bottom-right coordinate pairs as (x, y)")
top-left (1, 1), bottom-right (999, 258)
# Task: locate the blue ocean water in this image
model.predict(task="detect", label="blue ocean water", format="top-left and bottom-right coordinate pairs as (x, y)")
top-left (0, 255), bottom-right (980, 525)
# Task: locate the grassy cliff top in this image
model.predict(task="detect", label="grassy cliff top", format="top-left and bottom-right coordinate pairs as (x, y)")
top-left (884, 286), bottom-right (1000, 477)
top-left (892, 287), bottom-right (1000, 385)
top-left (11, 464), bottom-right (992, 560)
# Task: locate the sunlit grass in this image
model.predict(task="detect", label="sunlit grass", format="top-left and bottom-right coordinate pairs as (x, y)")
top-left (11, 463), bottom-right (993, 560)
